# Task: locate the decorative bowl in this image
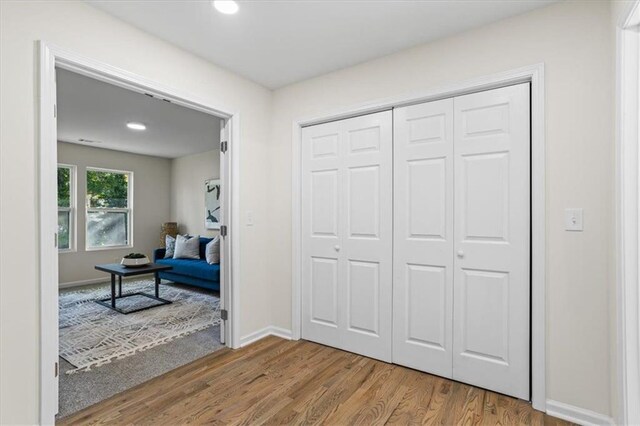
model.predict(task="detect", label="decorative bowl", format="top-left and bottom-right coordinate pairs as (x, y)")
top-left (120, 254), bottom-right (150, 268)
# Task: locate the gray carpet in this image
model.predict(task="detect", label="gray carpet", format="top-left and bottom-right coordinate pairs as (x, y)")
top-left (57, 282), bottom-right (224, 420)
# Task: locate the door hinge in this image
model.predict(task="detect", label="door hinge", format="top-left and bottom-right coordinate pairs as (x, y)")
top-left (54, 104), bottom-right (57, 118)
top-left (54, 232), bottom-right (58, 248)
top-left (55, 361), bottom-right (59, 378)
top-left (220, 225), bottom-right (227, 237)
top-left (221, 309), bottom-right (228, 321)
top-left (220, 140), bottom-right (228, 153)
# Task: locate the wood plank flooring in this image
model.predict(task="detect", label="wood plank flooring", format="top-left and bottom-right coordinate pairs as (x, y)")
top-left (58, 337), bottom-right (571, 425)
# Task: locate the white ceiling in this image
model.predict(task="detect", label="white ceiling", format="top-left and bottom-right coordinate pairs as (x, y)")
top-left (57, 68), bottom-right (220, 158)
top-left (87, 0), bottom-right (556, 89)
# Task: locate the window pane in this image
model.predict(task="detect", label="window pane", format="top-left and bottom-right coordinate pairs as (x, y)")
top-left (58, 167), bottom-right (70, 208)
top-left (87, 211), bottom-right (129, 248)
top-left (58, 211), bottom-right (70, 250)
top-left (87, 170), bottom-right (129, 208)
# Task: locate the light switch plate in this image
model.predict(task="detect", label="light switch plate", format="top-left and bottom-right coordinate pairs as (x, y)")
top-left (246, 210), bottom-right (254, 226)
top-left (565, 208), bottom-right (583, 231)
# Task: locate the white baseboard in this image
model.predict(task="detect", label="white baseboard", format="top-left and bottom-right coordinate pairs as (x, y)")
top-left (58, 277), bottom-right (107, 289)
top-left (240, 326), bottom-right (293, 347)
top-left (546, 400), bottom-right (613, 426)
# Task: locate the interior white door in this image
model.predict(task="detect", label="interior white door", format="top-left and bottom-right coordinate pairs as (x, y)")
top-left (301, 110), bottom-right (393, 362)
top-left (452, 83), bottom-right (531, 399)
top-left (219, 118), bottom-right (229, 345)
top-left (392, 99), bottom-right (454, 378)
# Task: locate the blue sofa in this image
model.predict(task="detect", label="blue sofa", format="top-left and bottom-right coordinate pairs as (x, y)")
top-left (153, 237), bottom-right (220, 291)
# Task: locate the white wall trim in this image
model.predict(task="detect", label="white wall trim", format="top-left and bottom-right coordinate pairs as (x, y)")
top-left (229, 113), bottom-right (242, 351)
top-left (290, 63), bottom-right (546, 411)
top-left (38, 41), bottom-right (59, 426)
top-left (240, 326), bottom-right (293, 347)
top-left (546, 400), bottom-right (614, 426)
top-left (615, 2), bottom-right (640, 425)
top-left (58, 277), bottom-right (108, 289)
top-left (37, 41), bottom-right (242, 424)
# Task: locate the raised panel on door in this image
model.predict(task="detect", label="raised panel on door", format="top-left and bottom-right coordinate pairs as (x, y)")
top-left (311, 169), bottom-right (339, 237)
top-left (406, 264), bottom-right (447, 348)
top-left (459, 269), bottom-right (510, 364)
top-left (310, 257), bottom-right (338, 327)
top-left (408, 158), bottom-right (447, 239)
top-left (347, 260), bottom-right (380, 335)
top-left (302, 110), bottom-right (392, 362)
top-left (461, 152), bottom-right (510, 241)
top-left (348, 165), bottom-right (380, 239)
top-left (453, 83), bottom-right (530, 400)
top-left (393, 99), bottom-right (454, 377)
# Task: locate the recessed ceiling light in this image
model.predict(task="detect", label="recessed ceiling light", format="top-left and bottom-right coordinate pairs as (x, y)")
top-left (126, 122), bottom-right (146, 131)
top-left (213, 1), bottom-right (239, 15)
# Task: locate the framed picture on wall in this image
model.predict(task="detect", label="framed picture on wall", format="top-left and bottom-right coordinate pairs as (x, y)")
top-left (205, 178), bottom-right (221, 230)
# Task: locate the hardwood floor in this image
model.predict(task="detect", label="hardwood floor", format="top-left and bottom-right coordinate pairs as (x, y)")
top-left (59, 336), bottom-right (571, 425)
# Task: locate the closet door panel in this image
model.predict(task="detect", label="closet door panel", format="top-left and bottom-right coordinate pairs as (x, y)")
top-left (341, 111), bottom-right (393, 361)
top-left (392, 99), bottom-right (454, 377)
top-left (452, 83), bottom-right (530, 400)
top-left (302, 121), bottom-right (342, 346)
top-left (302, 111), bottom-right (392, 362)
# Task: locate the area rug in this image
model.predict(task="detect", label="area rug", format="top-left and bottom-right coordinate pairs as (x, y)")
top-left (59, 280), bottom-right (220, 374)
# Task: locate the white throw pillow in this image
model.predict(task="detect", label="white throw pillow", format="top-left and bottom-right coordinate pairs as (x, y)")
top-left (164, 235), bottom-right (176, 259)
top-left (173, 234), bottom-right (200, 260)
top-left (205, 236), bottom-right (220, 264)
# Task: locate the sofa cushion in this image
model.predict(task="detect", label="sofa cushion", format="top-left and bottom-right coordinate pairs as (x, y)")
top-left (164, 235), bottom-right (176, 258)
top-left (199, 237), bottom-right (213, 259)
top-left (206, 236), bottom-right (220, 264)
top-left (174, 234), bottom-right (200, 259)
top-left (156, 258), bottom-right (220, 282)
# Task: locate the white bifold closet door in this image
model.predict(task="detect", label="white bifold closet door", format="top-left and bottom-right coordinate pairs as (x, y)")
top-left (392, 98), bottom-right (455, 378)
top-left (301, 110), bottom-right (393, 362)
top-left (452, 84), bottom-right (530, 400)
top-left (393, 83), bottom-right (531, 400)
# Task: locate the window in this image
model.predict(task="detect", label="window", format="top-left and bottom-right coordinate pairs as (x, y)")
top-left (86, 168), bottom-right (133, 250)
top-left (57, 165), bottom-right (76, 251)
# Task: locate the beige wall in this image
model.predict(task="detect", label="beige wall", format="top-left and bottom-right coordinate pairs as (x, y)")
top-left (268, 0), bottom-right (615, 417)
top-left (0, 2), bottom-right (273, 423)
top-left (57, 142), bottom-right (172, 284)
top-left (171, 149), bottom-right (221, 238)
top-left (0, 0), bottom-right (625, 423)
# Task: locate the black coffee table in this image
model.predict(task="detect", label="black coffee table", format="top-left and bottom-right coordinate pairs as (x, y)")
top-left (94, 263), bottom-right (173, 314)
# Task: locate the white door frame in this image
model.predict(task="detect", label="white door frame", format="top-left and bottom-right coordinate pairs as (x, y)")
top-left (615, 2), bottom-right (640, 425)
top-left (38, 41), bottom-right (242, 424)
top-left (291, 63), bottom-right (546, 411)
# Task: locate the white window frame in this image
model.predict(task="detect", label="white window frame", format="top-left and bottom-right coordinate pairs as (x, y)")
top-left (85, 166), bottom-right (134, 251)
top-left (57, 163), bottom-right (76, 253)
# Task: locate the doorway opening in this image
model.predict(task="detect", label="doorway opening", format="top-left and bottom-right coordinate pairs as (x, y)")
top-left (38, 42), bottom-right (240, 423)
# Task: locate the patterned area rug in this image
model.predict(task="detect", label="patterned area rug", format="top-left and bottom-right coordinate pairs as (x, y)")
top-left (59, 280), bottom-right (220, 374)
